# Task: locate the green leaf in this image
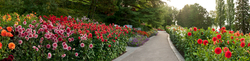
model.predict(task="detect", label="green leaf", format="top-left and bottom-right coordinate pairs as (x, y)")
top-left (193, 52), bottom-right (197, 55)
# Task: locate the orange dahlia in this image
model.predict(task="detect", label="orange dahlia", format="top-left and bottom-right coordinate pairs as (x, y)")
top-left (8, 42), bottom-right (15, 50)
top-left (1, 30), bottom-right (7, 36)
top-left (7, 27), bottom-right (12, 32)
top-left (6, 32), bottom-right (13, 37)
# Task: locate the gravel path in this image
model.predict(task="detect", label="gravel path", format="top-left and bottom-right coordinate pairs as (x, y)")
top-left (120, 31), bottom-right (179, 61)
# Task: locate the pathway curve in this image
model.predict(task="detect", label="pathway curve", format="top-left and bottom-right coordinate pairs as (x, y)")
top-left (120, 31), bottom-right (181, 61)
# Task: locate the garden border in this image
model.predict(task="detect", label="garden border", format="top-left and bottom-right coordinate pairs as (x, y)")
top-left (166, 33), bottom-right (185, 61)
top-left (112, 36), bottom-right (156, 61)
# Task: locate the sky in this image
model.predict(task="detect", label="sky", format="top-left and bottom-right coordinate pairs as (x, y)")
top-left (162, 0), bottom-right (216, 12)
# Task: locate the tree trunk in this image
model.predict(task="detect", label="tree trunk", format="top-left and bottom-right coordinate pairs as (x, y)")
top-left (92, 0), bottom-right (98, 19)
top-left (242, 11), bottom-right (245, 34)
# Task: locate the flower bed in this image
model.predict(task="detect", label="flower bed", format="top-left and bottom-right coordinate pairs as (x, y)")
top-left (126, 29), bottom-right (157, 47)
top-left (166, 25), bottom-right (250, 60)
top-left (127, 35), bottom-right (149, 47)
top-left (147, 28), bottom-right (158, 37)
top-left (0, 13), bottom-right (137, 60)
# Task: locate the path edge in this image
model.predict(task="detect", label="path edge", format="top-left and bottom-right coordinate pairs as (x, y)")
top-left (166, 33), bottom-right (185, 61)
top-left (112, 36), bottom-right (156, 61)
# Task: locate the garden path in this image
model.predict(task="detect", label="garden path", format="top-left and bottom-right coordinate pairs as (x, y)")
top-left (120, 31), bottom-right (180, 61)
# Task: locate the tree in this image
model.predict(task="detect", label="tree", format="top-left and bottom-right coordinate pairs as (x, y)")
top-left (209, 10), bottom-right (217, 25)
top-left (163, 6), bottom-right (178, 26)
top-left (104, 0), bottom-right (169, 29)
top-left (176, 3), bottom-right (212, 29)
top-left (235, 0), bottom-right (249, 34)
top-left (215, 0), bottom-right (226, 29)
top-left (226, 0), bottom-right (235, 30)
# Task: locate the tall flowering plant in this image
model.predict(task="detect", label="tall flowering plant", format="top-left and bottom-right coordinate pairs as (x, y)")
top-left (0, 26), bottom-right (15, 60)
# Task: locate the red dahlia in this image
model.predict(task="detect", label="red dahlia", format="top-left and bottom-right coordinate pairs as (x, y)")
top-left (248, 43), bottom-right (250, 47)
top-left (241, 42), bottom-right (245, 47)
top-left (229, 31), bottom-right (234, 34)
top-left (108, 45), bottom-right (111, 47)
top-left (225, 51), bottom-right (232, 58)
top-left (197, 39), bottom-right (202, 44)
top-left (217, 34), bottom-right (221, 39)
top-left (203, 40), bottom-right (208, 45)
top-left (222, 30), bottom-right (227, 34)
top-left (212, 28), bottom-right (215, 31)
top-left (212, 37), bottom-right (217, 42)
top-left (221, 27), bottom-right (226, 30)
top-left (223, 47), bottom-right (229, 52)
top-left (240, 38), bottom-right (245, 42)
top-left (214, 47), bottom-right (222, 54)
top-left (193, 27), bottom-right (197, 31)
top-left (230, 36), bottom-right (233, 39)
top-left (213, 41), bottom-right (216, 45)
top-left (187, 32), bottom-right (192, 36)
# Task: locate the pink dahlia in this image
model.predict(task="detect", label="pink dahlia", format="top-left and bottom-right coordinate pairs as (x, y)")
top-left (80, 43), bottom-right (85, 47)
top-left (46, 44), bottom-right (51, 49)
top-left (61, 54), bottom-right (66, 58)
top-left (52, 43), bottom-right (57, 48)
top-left (18, 40), bottom-right (23, 44)
top-left (53, 47), bottom-right (56, 50)
top-left (63, 45), bottom-right (68, 49)
top-left (89, 44), bottom-right (93, 48)
top-left (23, 21), bottom-right (27, 25)
top-left (47, 53), bottom-right (52, 59)
top-left (67, 46), bottom-right (71, 50)
top-left (75, 52), bottom-right (79, 57)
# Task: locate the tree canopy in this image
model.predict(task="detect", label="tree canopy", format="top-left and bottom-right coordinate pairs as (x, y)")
top-left (0, 0), bottom-right (179, 31)
top-left (235, 0), bottom-right (250, 34)
top-left (176, 3), bottom-right (212, 29)
top-left (215, 0), bottom-right (226, 29)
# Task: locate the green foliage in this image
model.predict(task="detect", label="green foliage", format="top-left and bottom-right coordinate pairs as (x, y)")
top-left (215, 0), bottom-right (226, 28)
top-left (176, 3), bottom-right (212, 29)
top-left (0, 0), bottom-right (90, 18)
top-left (226, 0), bottom-right (235, 30)
top-left (104, 7), bottom-right (141, 27)
top-left (235, 0), bottom-right (250, 34)
top-left (209, 10), bottom-right (217, 26)
top-left (141, 24), bottom-right (153, 31)
top-left (69, 0), bottom-right (91, 5)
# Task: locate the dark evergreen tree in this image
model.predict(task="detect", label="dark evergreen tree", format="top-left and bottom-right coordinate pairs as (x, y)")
top-left (235, 0), bottom-right (249, 34)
